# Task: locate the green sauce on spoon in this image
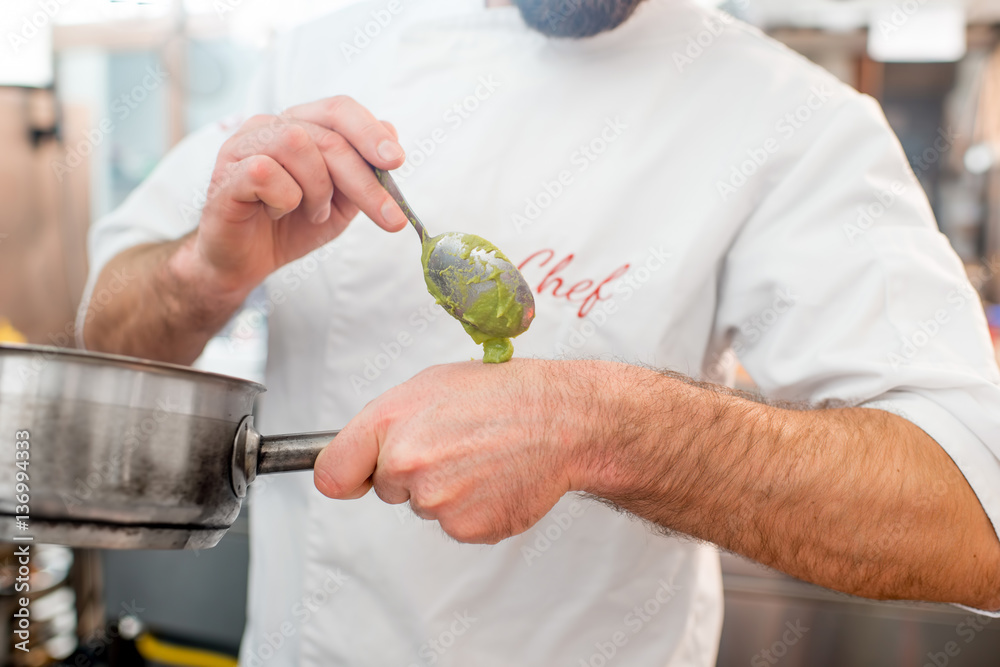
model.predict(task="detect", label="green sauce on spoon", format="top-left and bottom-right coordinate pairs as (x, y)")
top-left (375, 168), bottom-right (535, 363)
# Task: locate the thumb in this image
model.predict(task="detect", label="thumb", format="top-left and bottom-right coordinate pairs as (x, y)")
top-left (314, 417), bottom-right (380, 500)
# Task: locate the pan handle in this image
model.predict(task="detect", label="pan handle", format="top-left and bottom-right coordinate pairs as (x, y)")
top-left (258, 431), bottom-right (340, 474)
top-left (230, 416), bottom-right (340, 498)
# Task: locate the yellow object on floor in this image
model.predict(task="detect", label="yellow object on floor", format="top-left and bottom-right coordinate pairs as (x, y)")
top-left (135, 633), bottom-right (238, 667)
top-left (0, 319), bottom-right (26, 344)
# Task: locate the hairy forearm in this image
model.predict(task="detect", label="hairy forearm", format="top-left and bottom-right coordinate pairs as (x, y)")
top-left (82, 233), bottom-right (251, 365)
top-left (581, 363), bottom-right (1000, 610)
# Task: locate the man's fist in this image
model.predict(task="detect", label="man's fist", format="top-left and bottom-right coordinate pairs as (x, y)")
top-left (313, 360), bottom-right (608, 545)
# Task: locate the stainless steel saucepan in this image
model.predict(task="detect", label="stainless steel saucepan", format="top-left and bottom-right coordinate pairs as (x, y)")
top-left (0, 344), bottom-right (339, 550)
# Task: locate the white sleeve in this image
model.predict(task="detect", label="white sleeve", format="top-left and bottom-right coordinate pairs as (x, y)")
top-left (715, 94), bottom-right (1000, 613)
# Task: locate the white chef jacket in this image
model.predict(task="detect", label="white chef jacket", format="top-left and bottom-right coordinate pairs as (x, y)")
top-left (79, 0), bottom-right (1000, 664)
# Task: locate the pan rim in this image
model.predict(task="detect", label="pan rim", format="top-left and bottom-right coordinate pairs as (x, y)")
top-left (0, 342), bottom-right (266, 393)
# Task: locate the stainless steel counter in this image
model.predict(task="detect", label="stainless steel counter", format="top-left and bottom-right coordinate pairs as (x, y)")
top-left (717, 552), bottom-right (1000, 667)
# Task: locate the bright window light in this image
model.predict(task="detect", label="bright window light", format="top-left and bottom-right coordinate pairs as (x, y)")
top-left (0, 0), bottom-right (55, 88)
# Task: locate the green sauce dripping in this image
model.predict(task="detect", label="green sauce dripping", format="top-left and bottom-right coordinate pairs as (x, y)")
top-left (421, 234), bottom-right (525, 364)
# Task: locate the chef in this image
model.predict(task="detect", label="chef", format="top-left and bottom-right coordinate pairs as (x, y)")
top-left (78, 0), bottom-right (1000, 664)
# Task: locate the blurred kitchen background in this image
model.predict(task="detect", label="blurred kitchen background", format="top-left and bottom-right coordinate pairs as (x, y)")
top-left (2, 0), bottom-right (1000, 665)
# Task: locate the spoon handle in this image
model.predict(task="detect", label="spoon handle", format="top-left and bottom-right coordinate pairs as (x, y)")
top-left (372, 166), bottom-right (430, 243)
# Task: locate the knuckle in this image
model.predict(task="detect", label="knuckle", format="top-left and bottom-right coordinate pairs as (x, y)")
top-left (245, 155), bottom-right (274, 184)
top-left (366, 184), bottom-right (392, 209)
top-left (304, 163), bottom-right (334, 198)
top-left (371, 480), bottom-right (400, 505)
top-left (278, 124), bottom-right (311, 152)
top-left (406, 495), bottom-right (435, 520)
top-left (410, 474), bottom-right (457, 513)
top-left (359, 119), bottom-right (388, 141)
top-left (209, 163), bottom-right (232, 188)
top-left (219, 136), bottom-right (241, 158)
top-left (317, 131), bottom-right (351, 158)
top-left (311, 178), bottom-right (335, 202)
top-left (382, 449), bottom-right (425, 480)
top-left (413, 483), bottom-right (445, 508)
top-left (245, 117), bottom-right (284, 149)
top-left (444, 520), bottom-right (490, 544)
top-left (234, 131), bottom-right (265, 156)
top-left (323, 95), bottom-right (354, 117)
top-left (368, 398), bottom-right (396, 435)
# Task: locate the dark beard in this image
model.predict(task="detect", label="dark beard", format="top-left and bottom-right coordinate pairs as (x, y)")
top-left (513, 0), bottom-right (647, 38)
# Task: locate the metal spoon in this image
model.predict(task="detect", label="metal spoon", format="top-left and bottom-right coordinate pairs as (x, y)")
top-left (373, 167), bottom-right (535, 338)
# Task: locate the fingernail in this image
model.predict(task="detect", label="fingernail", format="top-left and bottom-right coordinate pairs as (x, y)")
top-left (377, 140), bottom-right (404, 162)
top-left (381, 200), bottom-right (406, 228)
top-left (313, 203), bottom-right (331, 224)
top-left (313, 204), bottom-right (330, 225)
